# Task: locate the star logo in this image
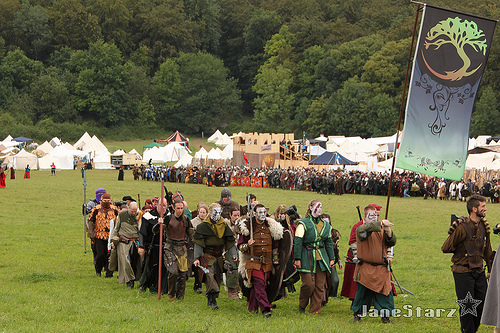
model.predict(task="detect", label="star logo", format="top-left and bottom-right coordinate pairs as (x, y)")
top-left (456, 291), bottom-right (482, 317)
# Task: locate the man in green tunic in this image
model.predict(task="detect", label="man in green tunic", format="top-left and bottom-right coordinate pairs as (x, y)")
top-left (293, 200), bottom-right (335, 314)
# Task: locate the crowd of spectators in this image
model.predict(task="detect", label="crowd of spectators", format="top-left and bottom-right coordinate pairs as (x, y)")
top-left (131, 165), bottom-right (500, 202)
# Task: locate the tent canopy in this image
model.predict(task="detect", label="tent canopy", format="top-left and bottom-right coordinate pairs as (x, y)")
top-left (159, 130), bottom-right (189, 147)
top-left (143, 142), bottom-right (164, 149)
top-left (309, 151), bottom-right (358, 165)
top-left (13, 136), bottom-right (34, 142)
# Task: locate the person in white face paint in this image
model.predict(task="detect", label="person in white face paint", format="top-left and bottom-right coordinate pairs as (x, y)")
top-left (293, 200), bottom-right (336, 314)
top-left (352, 205), bottom-right (396, 324)
top-left (237, 203), bottom-right (284, 317)
top-left (193, 203), bottom-right (237, 309)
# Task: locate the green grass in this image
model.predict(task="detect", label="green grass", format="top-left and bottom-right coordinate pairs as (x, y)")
top-left (0, 169), bottom-right (498, 332)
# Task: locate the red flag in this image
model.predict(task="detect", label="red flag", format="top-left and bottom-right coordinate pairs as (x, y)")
top-left (243, 151), bottom-right (249, 164)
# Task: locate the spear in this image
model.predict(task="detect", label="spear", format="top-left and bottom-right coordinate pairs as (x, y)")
top-left (158, 180), bottom-right (165, 299)
top-left (82, 169), bottom-right (87, 254)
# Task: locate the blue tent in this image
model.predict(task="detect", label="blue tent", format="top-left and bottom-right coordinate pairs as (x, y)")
top-left (12, 136), bottom-right (34, 142)
top-left (309, 151), bottom-right (358, 165)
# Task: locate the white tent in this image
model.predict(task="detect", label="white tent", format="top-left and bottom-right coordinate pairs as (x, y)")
top-left (174, 154), bottom-right (193, 168)
top-left (50, 145), bottom-right (87, 159)
top-left (345, 151), bottom-right (370, 163)
top-left (128, 149), bottom-right (140, 156)
top-left (13, 149), bottom-right (38, 170)
top-left (37, 141), bottom-right (54, 154)
top-left (1, 136), bottom-right (20, 149)
top-left (2, 135), bottom-right (13, 143)
top-left (49, 137), bottom-right (62, 147)
top-left (338, 140), bottom-right (355, 155)
top-left (465, 152), bottom-right (497, 169)
top-left (194, 147), bottom-right (209, 161)
top-left (81, 135), bottom-right (109, 158)
top-left (61, 142), bottom-right (76, 150)
top-left (214, 133), bottom-right (233, 147)
top-left (94, 151), bottom-right (113, 169)
top-left (314, 134), bottom-right (328, 142)
top-left (486, 159), bottom-right (500, 170)
top-left (162, 142), bottom-right (190, 162)
top-left (207, 130), bottom-right (223, 143)
top-left (207, 148), bottom-right (224, 160)
top-left (38, 155), bottom-right (73, 170)
top-left (367, 133), bottom-right (398, 146)
top-left (142, 143), bottom-right (190, 163)
top-left (143, 147), bottom-right (163, 164)
top-left (221, 145), bottom-right (233, 159)
top-left (351, 140), bottom-right (380, 154)
top-left (74, 132), bottom-right (92, 149)
top-left (111, 149), bottom-right (126, 156)
top-left (310, 145), bottom-right (327, 156)
top-left (326, 139), bottom-right (340, 153)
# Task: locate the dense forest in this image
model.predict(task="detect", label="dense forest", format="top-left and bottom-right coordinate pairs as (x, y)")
top-left (0, 0), bottom-right (498, 141)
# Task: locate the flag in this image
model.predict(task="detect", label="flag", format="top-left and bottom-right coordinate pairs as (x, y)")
top-left (396, 5), bottom-right (496, 180)
top-left (243, 151), bottom-right (248, 164)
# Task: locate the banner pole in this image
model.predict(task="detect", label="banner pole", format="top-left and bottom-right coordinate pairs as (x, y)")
top-left (385, 3), bottom-right (422, 219)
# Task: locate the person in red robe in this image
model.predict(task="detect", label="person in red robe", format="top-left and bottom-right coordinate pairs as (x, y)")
top-left (24, 165), bottom-right (31, 179)
top-left (10, 166), bottom-right (15, 179)
top-left (0, 167), bottom-right (6, 188)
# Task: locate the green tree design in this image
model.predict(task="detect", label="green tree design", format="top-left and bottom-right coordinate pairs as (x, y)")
top-left (424, 17), bottom-right (488, 81)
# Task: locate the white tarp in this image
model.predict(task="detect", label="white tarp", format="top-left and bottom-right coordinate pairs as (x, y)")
top-left (174, 154), bottom-right (193, 168)
top-left (13, 149), bottom-right (38, 170)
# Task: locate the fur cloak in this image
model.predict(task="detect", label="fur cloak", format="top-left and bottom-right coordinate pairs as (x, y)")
top-left (237, 216), bottom-right (283, 287)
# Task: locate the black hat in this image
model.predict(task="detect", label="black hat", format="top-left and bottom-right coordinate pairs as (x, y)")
top-left (122, 195), bottom-right (135, 202)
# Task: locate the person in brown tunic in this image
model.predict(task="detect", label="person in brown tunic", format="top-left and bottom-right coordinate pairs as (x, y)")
top-left (442, 194), bottom-right (492, 333)
top-left (163, 199), bottom-right (194, 300)
top-left (352, 205), bottom-right (396, 323)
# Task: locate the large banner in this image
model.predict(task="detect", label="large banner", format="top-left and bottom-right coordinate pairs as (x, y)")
top-left (396, 5), bottom-right (496, 180)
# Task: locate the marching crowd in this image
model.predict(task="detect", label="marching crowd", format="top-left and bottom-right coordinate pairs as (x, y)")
top-left (83, 183), bottom-right (500, 331)
top-left (131, 164), bottom-right (499, 202)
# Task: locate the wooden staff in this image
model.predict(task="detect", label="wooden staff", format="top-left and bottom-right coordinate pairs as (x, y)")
top-left (158, 180), bottom-right (165, 299)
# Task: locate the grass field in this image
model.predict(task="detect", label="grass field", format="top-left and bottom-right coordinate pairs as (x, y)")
top-left (0, 169), bottom-right (498, 332)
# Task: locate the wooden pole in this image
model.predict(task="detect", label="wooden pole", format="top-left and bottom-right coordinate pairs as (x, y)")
top-left (158, 180), bottom-right (165, 299)
top-left (385, 3), bottom-right (422, 219)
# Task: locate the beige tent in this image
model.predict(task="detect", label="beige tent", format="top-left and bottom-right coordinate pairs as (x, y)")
top-left (13, 149), bottom-right (38, 170)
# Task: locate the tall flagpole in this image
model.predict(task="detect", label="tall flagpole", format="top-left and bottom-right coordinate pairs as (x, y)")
top-left (384, 3), bottom-right (422, 219)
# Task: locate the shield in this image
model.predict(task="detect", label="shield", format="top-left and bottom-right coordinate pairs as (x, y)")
top-left (267, 229), bottom-right (293, 302)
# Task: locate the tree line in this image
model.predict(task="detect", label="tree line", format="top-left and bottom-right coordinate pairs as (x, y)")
top-left (0, 0), bottom-right (498, 142)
